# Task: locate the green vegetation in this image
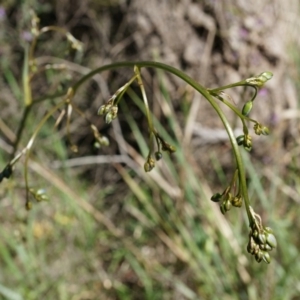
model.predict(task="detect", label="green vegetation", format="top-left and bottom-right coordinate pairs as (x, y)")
top-left (0, 3), bottom-right (299, 300)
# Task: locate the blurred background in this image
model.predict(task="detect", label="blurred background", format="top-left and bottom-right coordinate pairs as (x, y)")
top-left (0, 0), bottom-right (300, 299)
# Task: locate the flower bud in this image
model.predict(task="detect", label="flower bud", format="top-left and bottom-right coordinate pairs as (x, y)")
top-left (155, 151), bottom-right (162, 161)
top-left (99, 136), bottom-right (110, 146)
top-left (110, 105), bottom-right (118, 119)
top-left (220, 204), bottom-right (226, 215)
top-left (264, 227), bottom-right (273, 234)
top-left (266, 233), bottom-right (277, 248)
top-left (232, 196), bottom-right (242, 207)
top-left (255, 250), bottom-right (263, 262)
top-left (144, 162), bottom-right (151, 172)
top-left (98, 105), bottom-right (106, 115)
top-left (105, 112), bottom-right (113, 124)
top-left (224, 199), bottom-right (232, 211)
top-left (261, 126), bottom-right (270, 136)
top-left (211, 192), bottom-right (222, 202)
top-left (242, 101), bottom-right (253, 116)
top-left (161, 142), bottom-right (176, 153)
top-left (258, 233), bottom-right (266, 245)
top-left (244, 144), bottom-right (252, 152)
top-left (259, 71), bottom-right (273, 82)
top-left (144, 157), bottom-right (155, 172)
top-left (236, 135), bottom-right (245, 146)
top-left (262, 251), bottom-right (271, 264)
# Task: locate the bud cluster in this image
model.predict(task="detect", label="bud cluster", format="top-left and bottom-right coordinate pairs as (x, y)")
top-left (247, 224), bottom-right (277, 264)
top-left (29, 188), bottom-right (49, 202)
top-left (144, 156), bottom-right (156, 172)
top-left (211, 190), bottom-right (243, 214)
top-left (236, 134), bottom-right (252, 152)
top-left (253, 123), bottom-right (269, 136)
top-left (98, 98), bottom-right (118, 124)
top-left (143, 131), bottom-right (177, 173)
top-left (25, 188), bottom-right (49, 210)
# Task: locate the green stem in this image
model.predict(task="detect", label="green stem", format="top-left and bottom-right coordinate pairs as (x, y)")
top-left (24, 99), bottom-right (66, 208)
top-left (10, 105), bottom-right (32, 159)
top-left (71, 61), bottom-right (253, 224)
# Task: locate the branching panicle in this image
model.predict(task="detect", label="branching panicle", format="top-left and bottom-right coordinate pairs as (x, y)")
top-left (1, 16), bottom-right (277, 263)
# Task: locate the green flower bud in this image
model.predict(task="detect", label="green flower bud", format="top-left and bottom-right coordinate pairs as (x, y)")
top-left (220, 204), bottom-right (226, 215)
top-left (242, 101), bottom-right (253, 116)
top-left (255, 250), bottom-right (263, 262)
top-left (162, 142), bottom-right (176, 153)
top-left (110, 105), bottom-right (118, 119)
top-left (99, 136), bottom-right (110, 146)
top-left (105, 112), bottom-right (113, 124)
top-left (244, 144), bottom-right (252, 152)
top-left (262, 251), bottom-right (271, 264)
top-left (261, 126), bottom-right (270, 136)
top-left (232, 196), bottom-right (242, 207)
top-left (258, 71), bottom-right (273, 82)
top-left (144, 157), bottom-right (155, 172)
top-left (258, 233), bottom-right (266, 245)
top-left (225, 199), bottom-right (232, 211)
top-left (266, 233), bottom-right (277, 248)
top-left (94, 142), bottom-right (101, 149)
top-left (98, 105), bottom-right (106, 115)
top-left (211, 192), bottom-right (222, 202)
top-left (254, 123), bottom-right (262, 135)
top-left (144, 162), bottom-right (151, 172)
top-left (236, 135), bottom-right (245, 146)
top-left (264, 244), bottom-right (272, 251)
top-left (264, 227), bottom-right (273, 234)
top-left (155, 151), bottom-right (162, 161)
top-left (246, 72), bottom-right (273, 87)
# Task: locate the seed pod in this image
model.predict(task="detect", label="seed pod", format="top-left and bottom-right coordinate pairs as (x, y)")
top-left (242, 101), bottom-right (253, 116)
